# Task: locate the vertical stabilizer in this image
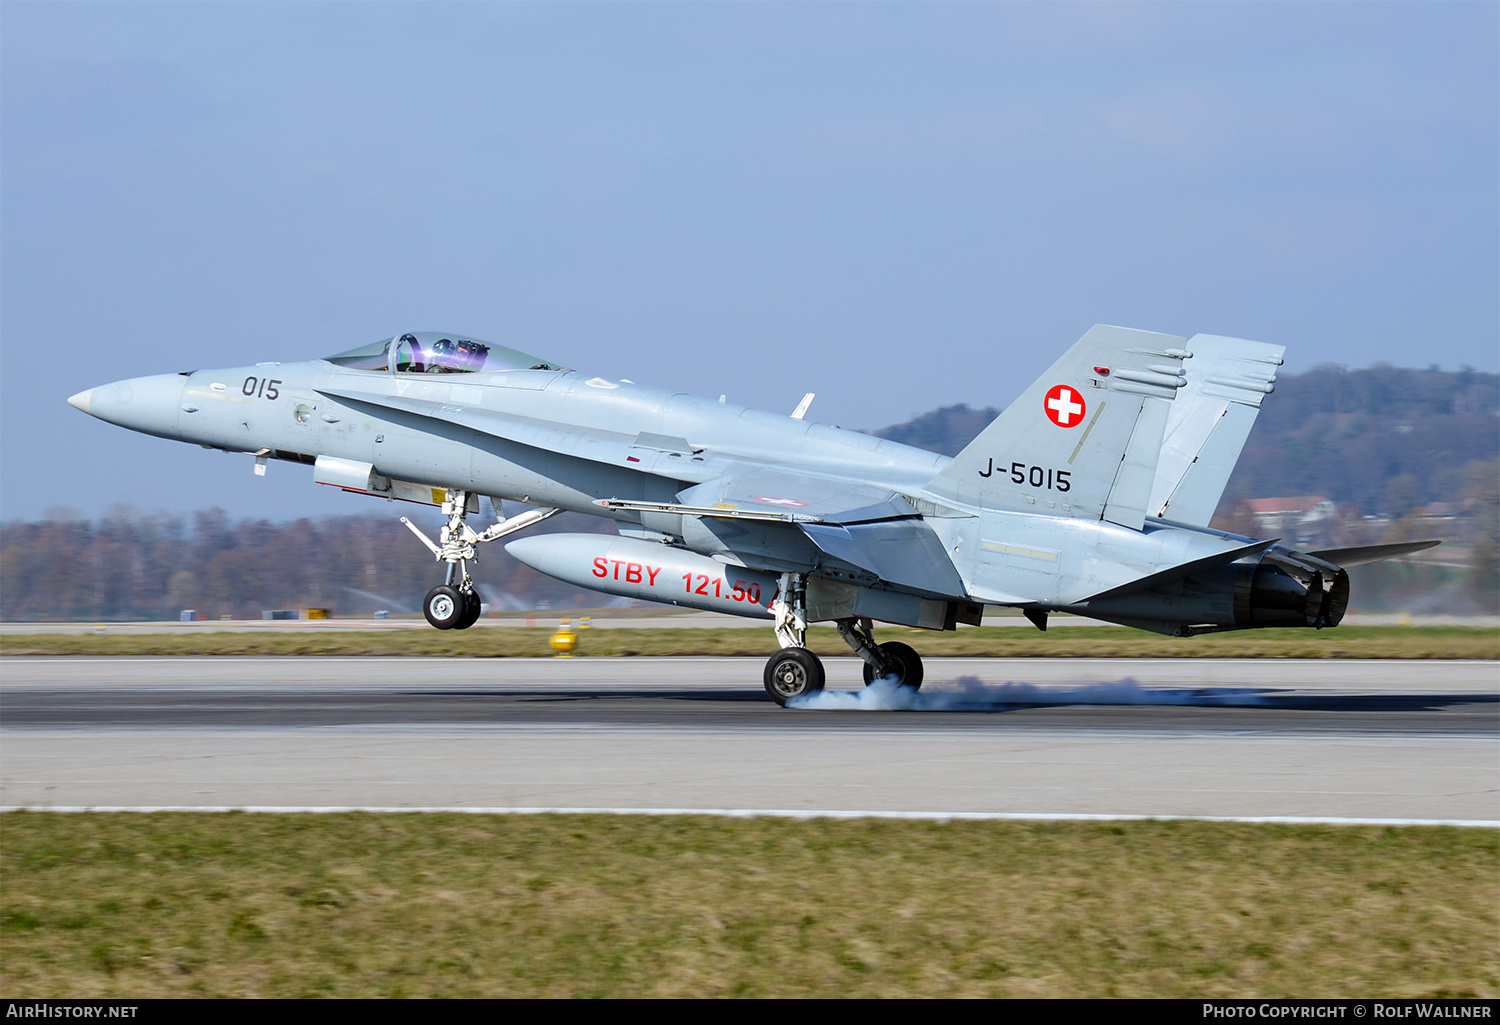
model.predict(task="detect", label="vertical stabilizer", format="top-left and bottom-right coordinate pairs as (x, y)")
top-left (925, 325), bottom-right (1188, 529)
top-left (1149, 334), bottom-right (1284, 526)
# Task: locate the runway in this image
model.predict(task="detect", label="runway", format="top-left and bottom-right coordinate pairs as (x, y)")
top-left (2, 657), bottom-right (1496, 823)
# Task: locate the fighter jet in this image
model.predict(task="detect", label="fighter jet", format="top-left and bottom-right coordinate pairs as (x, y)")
top-left (68, 326), bottom-right (1437, 705)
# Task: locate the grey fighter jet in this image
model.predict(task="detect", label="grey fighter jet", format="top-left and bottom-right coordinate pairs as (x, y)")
top-left (68, 326), bottom-right (1437, 705)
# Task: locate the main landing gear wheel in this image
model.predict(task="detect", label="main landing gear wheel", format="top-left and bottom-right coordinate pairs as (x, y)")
top-left (860, 641), bottom-right (924, 690)
top-left (454, 589), bottom-right (483, 630)
top-left (423, 585), bottom-right (465, 630)
top-left (763, 647), bottom-right (826, 707)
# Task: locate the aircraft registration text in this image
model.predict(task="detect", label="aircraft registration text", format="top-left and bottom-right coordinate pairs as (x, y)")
top-left (976, 459), bottom-right (1072, 491)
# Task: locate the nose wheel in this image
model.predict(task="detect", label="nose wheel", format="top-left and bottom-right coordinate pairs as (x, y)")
top-left (424, 584), bottom-right (484, 630)
top-left (402, 491), bottom-right (560, 632)
top-left (455, 590), bottom-right (482, 629)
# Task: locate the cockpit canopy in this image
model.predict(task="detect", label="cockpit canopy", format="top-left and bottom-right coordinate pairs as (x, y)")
top-left (324, 332), bottom-right (564, 375)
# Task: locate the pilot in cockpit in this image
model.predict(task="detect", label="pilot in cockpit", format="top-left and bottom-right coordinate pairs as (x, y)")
top-left (331, 332), bottom-right (546, 375)
top-left (425, 337), bottom-right (489, 373)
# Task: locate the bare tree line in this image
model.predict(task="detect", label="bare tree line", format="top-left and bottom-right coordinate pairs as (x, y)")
top-left (0, 507), bottom-right (613, 621)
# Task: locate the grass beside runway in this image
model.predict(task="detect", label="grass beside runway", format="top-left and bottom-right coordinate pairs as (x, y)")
top-left (1, 812), bottom-right (1495, 998)
top-left (1, 624), bottom-right (1495, 659)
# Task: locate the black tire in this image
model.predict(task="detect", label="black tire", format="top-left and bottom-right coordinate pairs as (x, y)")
top-left (763, 647), bottom-right (826, 707)
top-left (454, 589), bottom-right (483, 630)
top-left (423, 585), bottom-right (464, 630)
top-left (860, 641), bottom-right (924, 690)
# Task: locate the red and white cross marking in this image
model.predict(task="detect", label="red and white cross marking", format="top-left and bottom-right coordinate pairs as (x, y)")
top-left (1043, 384), bottom-right (1086, 428)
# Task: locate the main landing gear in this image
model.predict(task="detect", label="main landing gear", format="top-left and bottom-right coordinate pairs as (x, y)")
top-left (402, 490), bottom-right (559, 631)
top-left (761, 573), bottom-right (924, 707)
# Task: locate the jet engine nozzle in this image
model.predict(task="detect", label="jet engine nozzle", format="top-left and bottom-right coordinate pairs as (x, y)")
top-left (1235, 549), bottom-right (1350, 629)
top-left (66, 374), bottom-right (187, 442)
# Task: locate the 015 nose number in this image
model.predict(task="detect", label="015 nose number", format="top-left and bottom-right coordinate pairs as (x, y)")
top-left (242, 377), bottom-right (283, 400)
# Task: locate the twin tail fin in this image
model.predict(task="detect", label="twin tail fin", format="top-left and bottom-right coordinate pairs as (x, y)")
top-left (925, 324), bottom-right (1189, 530)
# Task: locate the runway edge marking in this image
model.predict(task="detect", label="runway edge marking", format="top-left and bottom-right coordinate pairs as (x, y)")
top-left (2, 806), bottom-right (1495, 828)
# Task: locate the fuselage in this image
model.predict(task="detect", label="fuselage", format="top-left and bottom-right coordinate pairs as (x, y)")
top-left (72, 359), bottom-right (949, 515)
top-left (69, 336), bottom-right (1345, 636)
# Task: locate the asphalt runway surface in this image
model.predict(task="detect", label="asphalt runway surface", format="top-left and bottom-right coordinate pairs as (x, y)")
top-left (2, 657), bottom-right (1496, 823)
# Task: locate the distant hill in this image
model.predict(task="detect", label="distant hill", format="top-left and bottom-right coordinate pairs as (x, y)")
top-left (1217, 365), bottom-right (1497, 517)
top-left (873, 365), bottom-right (1499, 518)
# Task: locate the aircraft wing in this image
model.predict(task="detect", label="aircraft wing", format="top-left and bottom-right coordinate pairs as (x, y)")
top-left (327, 386), bottom-right (967, 595)
top-left (704, 468), bottom-right (967, 597)
top-left (678, 465), bottom-right (917, 523)
top-left (694, 468), bottom-right (968, 595)
top-left (600, 465), bottom-right (970, 599)
top-left (797, 518), bottom-right (969, 598)
top-left (594, 465), bottom-right (915, 522)
top-left (1149, 334), bottom-right (1285, 526)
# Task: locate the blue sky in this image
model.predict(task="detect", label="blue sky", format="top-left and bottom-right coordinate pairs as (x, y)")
top-left (3, 2), bottom-right (1495, 520)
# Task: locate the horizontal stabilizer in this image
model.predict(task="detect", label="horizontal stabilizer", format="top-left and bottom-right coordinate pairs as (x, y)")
top-left (1079, 538), bottom-right (1277, 604)
top-left (1308, 541), bottom-right (1441, 567)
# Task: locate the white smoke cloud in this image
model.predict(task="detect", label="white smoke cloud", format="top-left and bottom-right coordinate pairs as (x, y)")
top-left (787, 675), bottom-right (1272, 711)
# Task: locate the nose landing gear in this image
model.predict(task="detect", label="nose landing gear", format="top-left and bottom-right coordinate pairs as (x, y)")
top-left (423, 582), bottom-right (482, 630)
top-left (403, 491), bottom-right (559, 631)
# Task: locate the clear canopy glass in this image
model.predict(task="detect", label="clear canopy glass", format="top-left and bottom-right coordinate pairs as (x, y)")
top-left (324, 333), bottom-right (564, 375)
top-left (323, 338), bottom-right (391, 372)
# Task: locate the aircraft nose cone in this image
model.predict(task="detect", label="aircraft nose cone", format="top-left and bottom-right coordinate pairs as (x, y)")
top-left (70, 373), bottom-right (186, 440)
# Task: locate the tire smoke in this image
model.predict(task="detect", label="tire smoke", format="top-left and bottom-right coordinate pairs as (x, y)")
top-left (787, 675), bottom-right (1273, 711)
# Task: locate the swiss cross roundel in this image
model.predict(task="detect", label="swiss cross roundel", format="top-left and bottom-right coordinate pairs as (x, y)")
top-left (1043, 384), bottom-right (1086, 428)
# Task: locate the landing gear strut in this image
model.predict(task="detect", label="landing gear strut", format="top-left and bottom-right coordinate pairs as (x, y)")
top-left (763, 572), bottom-right (824, 706)
top-left (762, 580), bottom-right (928, 706)
top-left (837, 617), bottom-right (924, 690)
top-left (403, 491), bottom-right (559, 630)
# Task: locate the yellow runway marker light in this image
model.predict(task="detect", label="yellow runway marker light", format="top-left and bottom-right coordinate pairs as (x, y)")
top-left (550, 629), bottom-right (577, 657)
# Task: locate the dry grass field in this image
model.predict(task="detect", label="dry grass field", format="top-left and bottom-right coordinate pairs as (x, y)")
top-left (2, 813), bottom-right (1495, 998)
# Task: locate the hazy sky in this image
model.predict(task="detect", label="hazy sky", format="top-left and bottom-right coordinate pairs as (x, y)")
top-left (3, 2), bottom-right (1496, 521)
